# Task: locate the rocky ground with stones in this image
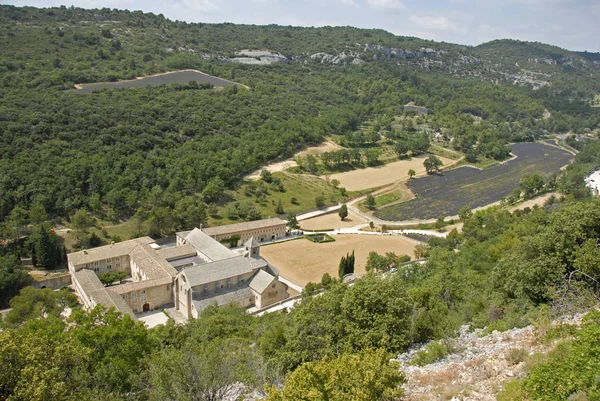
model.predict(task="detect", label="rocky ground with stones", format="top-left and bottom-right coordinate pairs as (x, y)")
top-left (396, 314), bottom-right (585, 401)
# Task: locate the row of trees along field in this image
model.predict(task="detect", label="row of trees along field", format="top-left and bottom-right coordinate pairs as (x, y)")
top-left (1, 5), bottom-right (600, 230)
top-left (2, 191), bottom-right (600, 399)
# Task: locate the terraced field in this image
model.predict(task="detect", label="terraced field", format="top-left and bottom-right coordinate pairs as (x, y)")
top-left (75, 70), bottom-right (237, 93)
top-left (375, 142), bottom-right (573, 221)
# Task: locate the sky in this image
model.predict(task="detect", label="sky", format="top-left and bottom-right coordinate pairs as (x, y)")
top-left (4, 0), bottom-right (600, 52)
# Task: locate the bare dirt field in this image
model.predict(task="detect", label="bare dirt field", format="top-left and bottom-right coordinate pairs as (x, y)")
top-left (297, 140), bottom-right (343, 157)
top-left (261, 234), bottom-right (416, 286)
top-left (300, 210), bottom-right (366, 231)
top-left (328, 154), bottom-right (453, 191)
top-left (245, 141), bottom-right (342, 180)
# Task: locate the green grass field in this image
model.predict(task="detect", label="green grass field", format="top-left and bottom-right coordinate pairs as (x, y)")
top-left (428, 145), bottom-right (462, 161)
top-left (60, 218), bottom-right (140, 251)
top-left (357, 188), bottom-right (411, 212)
top-left (429, 145), bottom-right (504, 170)
top-left (210, 172), bottom-right (348, 225)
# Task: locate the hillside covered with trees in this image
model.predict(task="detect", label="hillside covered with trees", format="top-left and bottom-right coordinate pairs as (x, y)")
top-left (2, 5), bottom-right (600, 399)
top-left (0, 5), bottom-right (599, 231)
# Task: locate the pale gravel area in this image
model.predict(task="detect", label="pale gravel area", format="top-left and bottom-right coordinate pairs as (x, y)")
top-left (137, 309), bottom-right (170, 328)
top-left (508, 192), bottom-right (559, 212)
top-left (328, 155), bottom-right (453, 191)
top-left (300, 210), bottom-right (366, 230)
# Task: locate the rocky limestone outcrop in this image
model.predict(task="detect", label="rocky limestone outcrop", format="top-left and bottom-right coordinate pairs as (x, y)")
top-left (396, 313), bottom-right (585, 401)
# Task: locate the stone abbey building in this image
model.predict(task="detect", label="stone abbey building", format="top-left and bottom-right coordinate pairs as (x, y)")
top-left (68, 219), bottom-right (289, 320)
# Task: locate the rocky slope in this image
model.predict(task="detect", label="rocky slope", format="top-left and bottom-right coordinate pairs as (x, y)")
top-left (395, 314), bottom-right (585, 401)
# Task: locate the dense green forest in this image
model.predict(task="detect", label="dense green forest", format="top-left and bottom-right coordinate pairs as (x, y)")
top-left (0, 4), bottom-right (599, 235)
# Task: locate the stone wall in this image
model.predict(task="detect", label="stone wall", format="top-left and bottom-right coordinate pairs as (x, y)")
top-left (31, 274), bottom-right (72, 290)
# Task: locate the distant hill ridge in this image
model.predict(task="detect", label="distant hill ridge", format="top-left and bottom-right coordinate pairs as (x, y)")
top-left (1, 4), bottom-right (598, 90)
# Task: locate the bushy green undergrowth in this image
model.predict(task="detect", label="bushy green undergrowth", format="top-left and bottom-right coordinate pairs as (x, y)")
top-left (499, 310), bottom-right (600, 401)
top-left (410, 340), bottom-right (455, 366)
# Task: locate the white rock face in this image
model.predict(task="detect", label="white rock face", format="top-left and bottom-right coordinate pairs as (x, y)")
top-left (230, 50), bottom-right (289, 65)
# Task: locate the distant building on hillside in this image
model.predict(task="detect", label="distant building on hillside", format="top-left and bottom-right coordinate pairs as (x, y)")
top-left (585, 170), bottom-right (600, 196)
top-left (68, 219), bottom-right (290, 321)
top-left (403, 102), bottom-right (428, 115)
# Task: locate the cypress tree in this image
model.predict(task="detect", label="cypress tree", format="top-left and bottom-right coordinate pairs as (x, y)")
top-left (276, 199), bottom-right (284, 214)
top-left (338, 250), bottom-right (356, 279)
top-left (37, 228), bottom-right (54, 269)
top-left (348, 250), bottom-right (355, 275)
top-left (338, 255), bottom-right (347, 280)
top-left (31, 244), bottom-right (37, 267)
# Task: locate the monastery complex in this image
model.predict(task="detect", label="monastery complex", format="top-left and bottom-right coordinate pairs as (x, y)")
top-left (67, 218), bottom-right (289, 320)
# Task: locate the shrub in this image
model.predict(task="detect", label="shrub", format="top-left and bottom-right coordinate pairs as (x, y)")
top-left (410, 340), bottom-right (453, 366)
top-left (98, 270), bottom-right (128, 286)
top-left (89, 232), bottom-right (102, 247)
top-left (505, 348), bottom-right (528, 365)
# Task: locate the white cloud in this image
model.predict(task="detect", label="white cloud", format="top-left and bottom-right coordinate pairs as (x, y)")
top-left (409, 15), bottom-right (465, 33)
top-left (366, 0), bottom-right (405, 11)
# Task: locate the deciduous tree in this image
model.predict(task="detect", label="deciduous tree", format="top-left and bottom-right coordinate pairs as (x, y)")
top-left (366, 194), bottom-right (376, 210)
top-left (266, 348), bottom-right (405, 401)
top-left (338, 204), bottom-right (348, 220)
